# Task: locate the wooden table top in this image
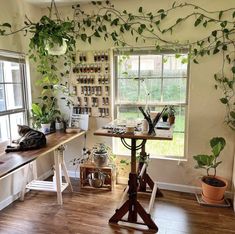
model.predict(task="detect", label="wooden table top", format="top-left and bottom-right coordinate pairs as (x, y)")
top-left (0, 131), bottom-right (85, 179)
top-left (94, 127), bottom-right (173, 140)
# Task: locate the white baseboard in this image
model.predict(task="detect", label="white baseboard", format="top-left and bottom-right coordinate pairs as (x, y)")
top-left (0, 169), bottom-right (53, 211)
top-left (116, 177), bottom-right (233, 198)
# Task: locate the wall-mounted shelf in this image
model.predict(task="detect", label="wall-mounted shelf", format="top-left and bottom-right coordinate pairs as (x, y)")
top-left (72, 50), bottom-right (112, 118)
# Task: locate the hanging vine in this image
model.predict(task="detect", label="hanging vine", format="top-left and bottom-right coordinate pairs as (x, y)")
top-left (0, 1), bottom-right (234, 129)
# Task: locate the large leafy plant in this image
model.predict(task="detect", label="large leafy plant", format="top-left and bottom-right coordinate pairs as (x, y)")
top-left (31, 98), bottom-right (60, 128)
top-left (193, 137), bottom-right (226, 176)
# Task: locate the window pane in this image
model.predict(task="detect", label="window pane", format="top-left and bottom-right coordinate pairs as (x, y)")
top-left (118, 56), bottom-right (139, 78)
top-left (145, 132), bottom-right (185, 157)
top-left (10, 112), bottom-right (24, 140)
top-left (163, 54), bottom-right (187, 77)
top-left (0, 115), bottom-right (9, 141)
top-left (0, 62), bottom-right (3, 82)
top-left (140, 55), bottom-right (162, 77)
top-left (117, 106), bottom-right (141, 120)
top-left (4, 61), bottom-right (21, 83)
top-left (5, 84), bottom-right (23, 109)
top-left (139, 78), bottom-right (161, 103)
top-left (117, 79), bottom-right (138, 102)
top-left (163, 78), bottom-right (186, 102)
top-left (0, 84), bottom-right (6, 111)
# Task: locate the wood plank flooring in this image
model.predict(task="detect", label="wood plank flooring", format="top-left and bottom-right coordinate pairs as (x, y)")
top-left (0, 179), bottom-right (234, 234)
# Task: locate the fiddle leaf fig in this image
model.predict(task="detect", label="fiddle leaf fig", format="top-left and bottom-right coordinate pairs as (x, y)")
top-left (193, 137), bottom-right (226, 176)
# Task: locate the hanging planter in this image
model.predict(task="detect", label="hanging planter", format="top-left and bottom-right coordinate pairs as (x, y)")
top-left (45, 38), bottom-right (68, 56)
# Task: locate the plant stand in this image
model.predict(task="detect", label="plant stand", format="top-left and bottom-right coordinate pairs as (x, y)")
top-left (80, 163), bottom-right (115, 190)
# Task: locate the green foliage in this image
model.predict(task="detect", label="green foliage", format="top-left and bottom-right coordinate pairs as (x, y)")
top-left (31, 98), bottom-right (60, 128)
top-left (193, 137), bottom-right (226, 176)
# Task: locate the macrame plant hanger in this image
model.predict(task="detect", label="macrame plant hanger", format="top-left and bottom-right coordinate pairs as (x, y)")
top-left (49, 0), bottom-right (60, 21)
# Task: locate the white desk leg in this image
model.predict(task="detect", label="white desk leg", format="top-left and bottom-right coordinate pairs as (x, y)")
top-left (59, 148), bottom-right (73, 192)
top-left (20, 164), bottom-right (30, 201)
top-left (54, 149), bottom-right (63, 205)
top-left (32, 161), bottom-right (37, 180)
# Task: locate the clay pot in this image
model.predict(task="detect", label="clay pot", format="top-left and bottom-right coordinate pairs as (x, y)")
top-left (168, 115), bottom-right (175, 125)
top-left (201, 175), bottom-right (227, 204)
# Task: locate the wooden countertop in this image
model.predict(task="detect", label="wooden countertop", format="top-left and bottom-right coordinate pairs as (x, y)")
top-left (0, 131), bottom-right (85, 179)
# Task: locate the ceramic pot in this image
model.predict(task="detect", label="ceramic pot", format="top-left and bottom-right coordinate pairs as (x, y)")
top-left (45, 38), bottom-right (67, 55)
top-left (93, 152), bottom-right (108, 167)
top-left (41, 123), bottom-right (51, 134)
top-left (201, 175), bottom-right (227, 204)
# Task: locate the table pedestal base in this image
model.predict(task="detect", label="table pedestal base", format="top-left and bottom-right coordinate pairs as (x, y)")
top-left (109, 173), bottom-right (158, 232)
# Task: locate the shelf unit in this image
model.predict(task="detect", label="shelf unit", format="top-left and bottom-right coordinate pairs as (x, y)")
top-left (72, 50), bottom-right (112, 118)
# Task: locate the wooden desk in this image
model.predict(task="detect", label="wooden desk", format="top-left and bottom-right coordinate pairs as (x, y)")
top-left (0, 131), bottom-right (85, 205)
top-left (94, 125), bottom-right (173, 232)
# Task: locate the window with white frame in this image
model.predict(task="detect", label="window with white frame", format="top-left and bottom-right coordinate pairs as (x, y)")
top-left (113, 49), bottom-right (189, 158)
top-left (0, 51), bottom-right (28, 142)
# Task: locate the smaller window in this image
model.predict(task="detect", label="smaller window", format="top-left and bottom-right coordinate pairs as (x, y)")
top-left (0, 51), bottom-right (28, 142)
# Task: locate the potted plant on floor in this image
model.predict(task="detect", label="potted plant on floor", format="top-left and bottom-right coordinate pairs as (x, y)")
top-left (193, 137), bottom-right (227, 204)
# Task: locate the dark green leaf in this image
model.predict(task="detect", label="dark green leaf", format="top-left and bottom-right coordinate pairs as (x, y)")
top-left (138, 7), bottom-right (143, 13)
top-left (213, 48), bottom-right (220, 54)
top-left (81, 34), bottom-right (87, 42)
top-left (193, 59), bottom-right (199, 64)
top-left (212, 30), bottom-right (217, 37)
top-left (2, 23), bottom-right (11, 28)
top-left (203, 21), bottom-right (208, 27)
top-left (155, 20), bottom-right (160, 26)
top-left (220, 21), bottom-right (227, 28)
top-left (230, 111), bottom-right (235, 119)
top-left (220, 98), bottom-right (228, 104)
top-left (222, 45), bottom-right (227, 51)
top-left (94, 31), bottom-right (100, 37)
top-left (232, 66), bottom-right (235, 74)
top-left (157, 9), bottom-right (164, 13)
top-left (233, 11), bottom-right (235, 18)
top-left (176, 18), bottom-right (182, 24)
top-left (161, 13), bottom-right (167, 20)
top-left (194, 18), bottom-right (202, 27)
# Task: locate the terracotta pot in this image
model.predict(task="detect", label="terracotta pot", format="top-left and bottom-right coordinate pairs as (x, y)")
top-left (168, 115), bottom-right (175, 125)
top-left (201, 176), bottom-right (227, 204)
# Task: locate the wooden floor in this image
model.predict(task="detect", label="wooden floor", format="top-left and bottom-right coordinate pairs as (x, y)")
top-left (0, 179), bottom-right (235, 234)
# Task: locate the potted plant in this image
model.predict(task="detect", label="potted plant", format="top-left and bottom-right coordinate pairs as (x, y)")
top-left (168, 105), bottom-right (176, 125)
top-left (162, 112), bottom-right (168, 122)
top-left (93, 143), bottom-right (109, 167)
top-left (31, 99), bottom-right (60, 133)
top-left (193, 137), bottom-right (227, 204)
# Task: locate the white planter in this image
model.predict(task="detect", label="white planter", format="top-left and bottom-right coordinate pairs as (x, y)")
top-left (41, 123), bottom-right (51, 134)
top-left (45, 39), bottom-right (67, 56)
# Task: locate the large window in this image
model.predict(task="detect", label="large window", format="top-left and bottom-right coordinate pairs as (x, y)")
top-left (113, 50), bottom-right (189, 158)
top-left (0, 51), bottom-right (28, 142)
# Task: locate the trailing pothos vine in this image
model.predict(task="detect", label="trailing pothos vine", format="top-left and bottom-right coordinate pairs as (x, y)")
top-left (0, 0), bottom-right (234, 129)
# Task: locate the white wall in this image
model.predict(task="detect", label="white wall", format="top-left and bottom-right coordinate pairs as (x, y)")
top-left (0, 0), bottom-right (54, 209)
top-left (0, 0), bottom-right (234, 210)
top-left (57, 0), bottom-right (235, 191)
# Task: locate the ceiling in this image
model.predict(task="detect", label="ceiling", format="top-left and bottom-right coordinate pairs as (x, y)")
top-left (25, 0), bottom-right (102, 7)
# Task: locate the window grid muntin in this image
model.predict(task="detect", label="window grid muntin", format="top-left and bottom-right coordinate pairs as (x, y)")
top-left (114, 51), bottom-right (189, 158)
